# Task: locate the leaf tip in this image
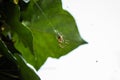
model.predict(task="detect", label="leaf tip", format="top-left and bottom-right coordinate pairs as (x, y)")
top-left (83, 40), bottom-right (88, 44)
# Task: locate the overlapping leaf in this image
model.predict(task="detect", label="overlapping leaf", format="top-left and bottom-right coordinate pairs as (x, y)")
top-left (0, 40), bottom-right (40, 80)
top-left (0, 40), bottom-right (19, 80)
top-left (14, 0), bottom-right (87, 70)
top-left (0, 1), bottom-right (33, 53)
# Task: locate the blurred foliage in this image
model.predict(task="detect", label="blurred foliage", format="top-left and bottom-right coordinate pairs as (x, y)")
top-left (0, 0), bottom-right (86, 80)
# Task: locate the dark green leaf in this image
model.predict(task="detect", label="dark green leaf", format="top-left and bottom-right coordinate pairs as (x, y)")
top-left (0, 1), bottom-right (33, 53)
top-left (0, 40), bottom-right (20, 80)
top-left (0, 56), bottom-right (20, 80)
top-left (0, 39), bottom-right (41, 80)
top-left (0, 39), bottom-right (16, 62)
top-left (14, 54), bottom-right (41, 80)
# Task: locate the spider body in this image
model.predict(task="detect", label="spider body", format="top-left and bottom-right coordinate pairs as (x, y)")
top-left (55, 30), bottom-right (69, 48)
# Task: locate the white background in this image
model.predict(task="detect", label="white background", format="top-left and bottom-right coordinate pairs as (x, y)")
top-left (38, 0), bottom-right (120, 80)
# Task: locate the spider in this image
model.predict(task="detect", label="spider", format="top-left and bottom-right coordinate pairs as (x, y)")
top-left (55, 30), bottom-right (69, 48)
top-left (57, 33), bottom-right (64, 44)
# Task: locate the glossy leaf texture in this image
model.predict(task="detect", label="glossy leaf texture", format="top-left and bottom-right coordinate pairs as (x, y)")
top-left (0, 40), bottom-right (41, 80)
top-left (14, 0), bottom-right (87, 70)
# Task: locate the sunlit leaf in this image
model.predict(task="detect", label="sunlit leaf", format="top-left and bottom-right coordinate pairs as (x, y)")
top-left (16, 0), bottom-right (87, 70)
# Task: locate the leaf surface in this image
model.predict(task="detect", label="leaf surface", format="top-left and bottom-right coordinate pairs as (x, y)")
top-left (0, 40), bottom-right (40, 80)
top-left (0, 1), bottom-right (33, 53)
top-left (15, 0), bottom-right (87, 70)
top-left (0, 40), bottom-right (20, 80)
top-left (14, 54), bottom-right (41, 80)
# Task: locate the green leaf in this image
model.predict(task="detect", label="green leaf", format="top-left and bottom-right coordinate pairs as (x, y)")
top-left (0, 40), bottom-right (20, 80)
top-left (11, 23), bottom-right (34, 53)
top-left (0, 40), bottom-right (40, 80)
top-left (0, 1), bottom-right (33, 53)
top-left (16, 0), bottom-right (87, 70)
top-left (0, 39), bottom-right (16, 62)
top-left (14, 54), bottom-right (41, 80)
top-left (0, 56), bottom-right (19, 80)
